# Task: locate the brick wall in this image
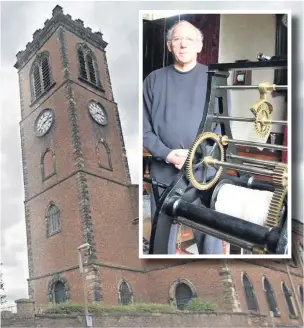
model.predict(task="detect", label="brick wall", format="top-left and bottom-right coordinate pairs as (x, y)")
top-left (1, 312), bottom-right (270, 328)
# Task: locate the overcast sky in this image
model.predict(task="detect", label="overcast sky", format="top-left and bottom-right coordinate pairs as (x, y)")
top-left (0, 1), bottom-right (303, 308)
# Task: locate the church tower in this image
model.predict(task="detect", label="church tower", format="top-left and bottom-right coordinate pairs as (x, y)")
top-left (15, 5), bottom-right (142, 306)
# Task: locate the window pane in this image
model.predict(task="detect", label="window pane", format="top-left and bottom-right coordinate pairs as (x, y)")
top-left (264, 278), bottom-right (278, 314)
top-left (120, 282), bottom-right (132, 305)
top-left (283, 283), bottom-right (296, 316)
top-left (48, 204), bottom-right (60, 235)
top-left (54, 282), bottom-right (66, 303)
top-left (175, 283), bottom-right (193, 310)
top-left (243, 275), bottom-right (258, 312)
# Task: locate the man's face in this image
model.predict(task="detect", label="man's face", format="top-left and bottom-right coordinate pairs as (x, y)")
top-left (167, 22), bottom-right (203, 65)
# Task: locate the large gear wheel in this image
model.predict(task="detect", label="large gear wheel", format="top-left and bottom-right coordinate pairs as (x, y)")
top-left (185, 132), bottom-right (224, 190)
top-left (254, 102), bottom-right (272, 137)
top-left (264, 163), bottom-right (288, 228)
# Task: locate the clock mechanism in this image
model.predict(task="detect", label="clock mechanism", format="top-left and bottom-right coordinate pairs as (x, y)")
top-left (35, 108), bottom-right (54, 137)
top-left (88, 101), bottom-right (108, 126)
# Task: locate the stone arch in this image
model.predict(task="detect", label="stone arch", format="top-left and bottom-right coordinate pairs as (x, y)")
top-left (47, 275), bottom-right (69, 304)
top-left (76, 42), bottom-right (102, 88)
top-left (29, 51), bottom-right (53, 102)
top-left (168, 278), bottom-right (197, 309)
top-left (96, 137), bottom-right (113, 171)
top-left (40, 148), bottom-right (56, 180)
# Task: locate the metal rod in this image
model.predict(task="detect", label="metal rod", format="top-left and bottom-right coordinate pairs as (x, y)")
top-left (173, 216), bottom-right (257, 252)
top-left (226, 154), bottom-right (280, 167)
top-left (226, 138), bottom-right (288, 151)
top-left (165, 197), bottom-right (280, 252)
top-left (216, 85), bottom-right (288, 90)
top-left (78, 250), bottom-right (89, 327)
top-left (210, 115), bottom-right (288, 125)
top-left (211, 159), bottom-right (275, 176)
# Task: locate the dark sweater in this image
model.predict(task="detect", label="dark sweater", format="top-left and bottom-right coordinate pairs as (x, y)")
top-left (143, 63), bottom-right (208, 161)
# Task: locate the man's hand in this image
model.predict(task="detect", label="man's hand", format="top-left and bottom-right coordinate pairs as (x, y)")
top-left (166, 149), bottom-right (188, 170)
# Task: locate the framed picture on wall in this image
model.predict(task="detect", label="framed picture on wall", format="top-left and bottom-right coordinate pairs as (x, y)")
top-left (233, 69), bottom-right (252, 85)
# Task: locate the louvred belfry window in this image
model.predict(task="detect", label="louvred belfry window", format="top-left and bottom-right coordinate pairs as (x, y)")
top-left (77, 43), bottom-right (101, 88)
top-left (30, 52), bottom-right (53, 101)
top-left (77, 48), bottom-right (87, 79)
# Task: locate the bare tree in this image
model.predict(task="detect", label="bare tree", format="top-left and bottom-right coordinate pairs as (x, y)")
top-left (0, 263), bottom-right (7, 307)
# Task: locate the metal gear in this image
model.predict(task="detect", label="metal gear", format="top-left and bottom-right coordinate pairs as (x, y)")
top-left (272, 163), bottom-right (288, 187)
top-left (185, 132), bottom-right (224, 190)
top-left (264, 163), bottom-right (288, 228)
top-left (254, 102), bottom-right (272, 137)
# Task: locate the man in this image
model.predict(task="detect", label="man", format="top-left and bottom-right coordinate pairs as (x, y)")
top-left (143, 20), bottom-right (223, 254)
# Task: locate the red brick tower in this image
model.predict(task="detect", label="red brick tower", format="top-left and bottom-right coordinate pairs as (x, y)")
top-left (14, 5), bottom-right (142, 305)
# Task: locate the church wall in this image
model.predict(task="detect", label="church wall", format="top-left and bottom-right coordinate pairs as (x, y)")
top-left (27, 176), bottom-right (83, 279)
top-left (20, 87), bottom-right (75, 199)
top-left (98, 267), bottom-right (148, 304)
top-left (145, 261), bottom-right (227, 310)
top-left (86, 175), bottom-right (143, 270)
top-left (228, 260), bottom-right (303, 326)
top-left (71, 83), bottom-right (128, 183)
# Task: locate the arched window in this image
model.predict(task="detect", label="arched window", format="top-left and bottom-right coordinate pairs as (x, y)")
top-left (96, 138), bottom-right (112, 171)
top-left (46, 203), bottom-right (61, 236)
top-left (169, 278), bottom-right (196, 309)
top-left (282, 282), bottom-right (297, 317)
top-left (30, 52), bottom-right (53, 101)
top-left (118, 280), bottom-right (132, 305)
top-left (242, 273), bottom-right (259, 312)
top-left (299, 243), bottom-right (303, 266)
top-left (263, 276), bottom-right (279, 316)
top-left (77, 43), bottom-right (102, 88)
top-left (298, 285), bottom-right (303, 304)
top-left (48, 276), bottom-right (69, 304)
top-left (54, 281), bottom-right (66, 304)
top-left (175, 282), bottom-right (193, 310)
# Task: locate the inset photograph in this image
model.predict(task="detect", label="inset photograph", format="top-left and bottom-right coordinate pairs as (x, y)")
top-left (140, 11), bottom-right (290, 257)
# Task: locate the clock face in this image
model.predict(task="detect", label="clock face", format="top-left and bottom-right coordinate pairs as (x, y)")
top-left (88, 101), bottom-right (108, 125)
top-left (36, 109), bottom-right (54, 137)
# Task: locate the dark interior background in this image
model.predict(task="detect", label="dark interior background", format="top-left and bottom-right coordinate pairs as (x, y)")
top-left (142, 13), bottom-right (287, 85)
top-left (143, 14), bottom-right (221, 81)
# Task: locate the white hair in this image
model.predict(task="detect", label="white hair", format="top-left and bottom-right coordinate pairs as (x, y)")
top-left (166, 20), bottom-right (204, 42)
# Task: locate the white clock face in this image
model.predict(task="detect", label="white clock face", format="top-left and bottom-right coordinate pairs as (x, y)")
top-left (88, 101), bottom-right (108, 125)
top-left (36, 109), bottom-right (54, 136)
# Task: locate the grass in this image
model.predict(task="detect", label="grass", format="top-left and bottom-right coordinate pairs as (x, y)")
top-left (42, 299), bottom-right (217, 315)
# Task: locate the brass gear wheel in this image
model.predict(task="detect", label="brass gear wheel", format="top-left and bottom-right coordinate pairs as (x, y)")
top-left (185, 132), bottom-right (224, 190)
top-left (264, 163), bottom-right (288, 228)
top-left (254, 102), bottom-right (272, 137)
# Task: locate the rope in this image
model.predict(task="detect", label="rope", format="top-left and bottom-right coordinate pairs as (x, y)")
top-left (215, 184), bottom-right (274, 226)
